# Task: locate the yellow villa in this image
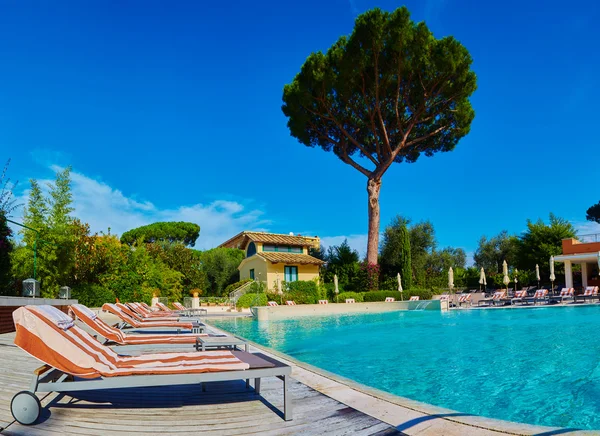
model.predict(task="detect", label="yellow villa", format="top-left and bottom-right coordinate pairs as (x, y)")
top-left (219, 231), bottom-right (325, 290)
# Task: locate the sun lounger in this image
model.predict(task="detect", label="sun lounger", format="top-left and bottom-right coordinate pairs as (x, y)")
top-left (522, 289), bottom-right (548, 305)
top-left (578, 286), bottom-right (599, 303)
top-left (10, 305), bottom-right (293, 425)
top-left (345, 299), bottom-right (355, 303)
top-left (154, 301), bottom-right (207, 316)
top-left (69, 304), bottom-right (213, 348)
top-left (511, 290), bottom-right (529, 305)
top-left (102, 303), bottom-right (199, 331)
top-left (409, 296), bottom-right (420, 301)
top-left (285, 301), bottom-right (296, 306)
top-left (555, 288), bottom-right (575, 304)
top-left (478, 291), bottom-right (506, 306)
top-left (458, 294), bottom-right (471, 307)
top-left (318, 300), bottom-right (328, 304)
top-left (267, 301), bottom-right (278, 306)
top-left (385, 297), bottom-right (395, 302)
top-left (127, 302), bottom-right (178, 318)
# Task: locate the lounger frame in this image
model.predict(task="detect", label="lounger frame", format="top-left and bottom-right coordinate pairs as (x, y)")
top-left (26, 357), bottom-right (293, 421)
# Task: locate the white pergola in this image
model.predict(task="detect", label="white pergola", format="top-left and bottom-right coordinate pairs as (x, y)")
top-left (553, 252), bottom-right (600, 288)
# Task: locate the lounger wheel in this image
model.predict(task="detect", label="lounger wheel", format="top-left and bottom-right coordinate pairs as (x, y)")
top-left (10, 391), bottom-right (41, 425)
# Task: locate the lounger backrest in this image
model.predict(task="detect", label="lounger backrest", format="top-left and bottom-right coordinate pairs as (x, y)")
top-left (116, 303), bottom-right (145, 321)
top-left (439, 295), bottom-right (449, 301)
top-left (173, 302), bottom-right (186, 311)
top-left (126, 302), bottom-right (148, 317)
top-left (69, 304), bottom-right (125, 344)
top-left (492, 291), bottom-right (505, 300)
top-left (156, 302), bottom-right (171, 312)
top-left (318, 300), bottom-right (328, 304)
top-left (267, 301), bottom-right (278, 306)
top-left (459, 294), bottom-right (471, 302)
top-left (409, 296), bottom-right (420, 301)
top-left (102, 303), bottom-right (139, 326)
top-left (583, 286), bottom-right (598, 296)
top-left (385, 297), bottom-right (395, 302)
top-left (514, 290), bottom-right (526, 298)
top-left (285, 301), bottom-right (296, 306)
top-left (534, 289), bottom-right (548, 298)
top-left (559, 288), bottom-right (574, 296)
top-left (345, 298), bottom-right (355, 303)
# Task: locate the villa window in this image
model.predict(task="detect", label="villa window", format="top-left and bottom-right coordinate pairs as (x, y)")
top-left (250, 269), bottom-right (255, 280)
top-left (263, 245), bottom-right (303, 253)
top-left (247, 242), bottom-right (257, 257)
top-left (284, 266), bottom-right (298, 282)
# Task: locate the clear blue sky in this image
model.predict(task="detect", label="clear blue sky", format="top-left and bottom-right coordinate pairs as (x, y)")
top-left (1, 0), bottom-right (599, 257)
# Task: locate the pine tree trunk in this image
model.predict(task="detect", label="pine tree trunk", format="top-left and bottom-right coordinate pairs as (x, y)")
top-left (366, 178), bottom-right (381, 265)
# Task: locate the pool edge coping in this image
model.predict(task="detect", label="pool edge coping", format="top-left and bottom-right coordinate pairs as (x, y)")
top-left (205, 317), bottom-right (592, 436)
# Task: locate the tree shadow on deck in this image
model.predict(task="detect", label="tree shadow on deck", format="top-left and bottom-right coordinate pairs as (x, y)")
top-left (39, 379), bottom-right (285, 423)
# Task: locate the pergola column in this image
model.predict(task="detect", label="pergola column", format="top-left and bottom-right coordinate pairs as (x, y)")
top-left (565, 260), bottom-right (573, 288)
top-left (581, 262), bottom-right (589, 289)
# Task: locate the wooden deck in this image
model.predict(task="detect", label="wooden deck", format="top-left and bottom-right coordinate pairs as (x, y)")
top-left (0, 333), bottom-right (402, 435)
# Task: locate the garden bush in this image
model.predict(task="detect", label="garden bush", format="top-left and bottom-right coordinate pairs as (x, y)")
top-left (284, 280), bottom-right (320, 304)
top-left (362, 290), bottom-right (403, 302)
top-left (336, 291), bottom-right (364, 302)
top-left (72, 284), bottom-right (116, 308)
top-left (236, 293), bottom-right (267, 308)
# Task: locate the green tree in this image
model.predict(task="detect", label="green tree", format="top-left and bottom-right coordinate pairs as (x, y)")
top-left (586, 201), bottom-right (600, 224)
top-left (473, 230), bottom-right (519, 273)
top-left (322, 239), bottom-right (360, 289)
top-left (146, 242), bottom-right (206, 294)
top-left (517, 214), bottom-right (576, 278)
top-left (120, 222), bottom-right (200, 247)
top-left (380, 215), bottom-right (412, 289)
top-left (0, 159), bottom-right (20, 216)
top-left (282, 7), bottom-right (476, 264)
top-left (0, 213), bottom-right (14, 295)
top-left (200, 247), bottom-right (244, 296)
top-left (409, 220), bottom-right (436, 285)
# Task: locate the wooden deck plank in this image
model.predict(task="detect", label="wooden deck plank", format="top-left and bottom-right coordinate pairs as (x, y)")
top-left (0, 332), bottom-right (402, 436)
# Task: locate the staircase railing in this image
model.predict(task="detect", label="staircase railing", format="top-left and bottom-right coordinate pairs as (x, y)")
top-left (228, 281), bottom-right (253, 309)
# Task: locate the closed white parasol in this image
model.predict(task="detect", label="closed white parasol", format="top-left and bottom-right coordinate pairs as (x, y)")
top-left (397, 273), bottom-right (403, 301)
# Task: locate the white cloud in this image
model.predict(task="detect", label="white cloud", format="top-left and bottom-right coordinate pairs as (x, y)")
top-left (320, 234), bottom-right (368, 258)
top-left (572, 220), bottom-right (600, 241)
top-left (12, 166), bottom-right (270, 250)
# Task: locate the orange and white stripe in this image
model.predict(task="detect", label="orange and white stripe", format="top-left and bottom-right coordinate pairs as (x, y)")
top-left (513, 290), bottom-right (527, 299)
top-left (458, 294), bottom-right (471, 303)
top-left (559, 288), bottom-right (574, 297)
top-left (318, 300), bottom-right (328, 304)
top-left (116, 303), bottom-right (180, 322)
top-left (583, 286), bottom-right (599, 296)
top-left (385, 297), bottom-right (395, 302)
top-left (409, 296), bottom-right (420, 301)
top-left (285, 301), bottom-right (296, 306)
top-left (173, 302), bottom-right (187, 311)
top-left (267, 301), bottom-right (278, 307)
top-left (69, 305), bottom-right (206, 345)
top-left (13, 305), bottom-right (249, 379)
top-left (345, 299), bottom-right (355, 303)
top-left (102, 303), bottom-right (195, 330)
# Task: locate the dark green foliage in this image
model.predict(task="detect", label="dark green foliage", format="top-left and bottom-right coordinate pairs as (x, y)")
top-left (121, 222), bottom-right (200, 247)
top-left (517, 214), bottom-right (576, 277)
top-left (363, 289), bottom-right (433, 301)
top-left (337, 291), bottom-right (364, 302)
top-left (473, 231), bottom-right (519, 273)
top-left (284, 280), bottom-right (320, 304)
top-left (322, 239), bottom-right (360, 287)
top-left (0, 213), bottom-right (13, 295)
top-left (72, 284), bottom-right (116, 308)
top-left (586, 201), bottom-right (600, 224)
top-left (236, 292), bottom-right (267, 308)
top-left (380, 215), bottom-right (412, 289)
top-left (409, 220), bottom-right (436, 285)
top-left (0, 159), bottom-right (20, 217)
top-left (224, 278), bottom-right (253, 295)
top-left (200, 247), bottom-right (244, 296)
top-left (146, 243), bottom-right (205, 294)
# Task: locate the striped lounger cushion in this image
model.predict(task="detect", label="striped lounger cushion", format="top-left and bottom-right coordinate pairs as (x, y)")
top-left (385, 297), bottom-right (395, 302)
top-left (409, 296), bottom-right (420, 301)
top-left (13, 305), bottom-right (249, 379)
top-left (102, 303), bottom-right (195, 330)
top-left (267, 301), bottom-right (278, 306)
top-left (70, 304), bottom-right (207, 346)
top-left (318, 300), bottom-right (328, 304)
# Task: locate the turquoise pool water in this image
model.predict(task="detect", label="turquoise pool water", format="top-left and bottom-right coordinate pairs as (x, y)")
top-left (211, 306), bottom-right (600, 430)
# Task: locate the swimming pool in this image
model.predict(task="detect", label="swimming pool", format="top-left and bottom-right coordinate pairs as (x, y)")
top-left (211, 306), bottom-right (600, 430)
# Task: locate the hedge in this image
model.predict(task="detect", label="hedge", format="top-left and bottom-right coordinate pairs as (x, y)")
top-left (284, 280), bottom-right (320, 304)
top-left (236, 293), bottom-right (267, 308)
top-left (224, 278), bottom-right (253, 295)
top-left (336, 291), bottom-right (364, 302)
top-left (72, 284), bottom-right (116, 308)
top-left (369, 288), bottom-right (433, 301)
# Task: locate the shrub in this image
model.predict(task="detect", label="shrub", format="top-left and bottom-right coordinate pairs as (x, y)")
top-left (236, 292), bottom-right (267, 308)
top-left (320, 282), bottom-right (344, 301)
top-left (285, 280), bottom-right (320, 304)
top-left (224, 278), bottom-right (253, 295)
top-left (337, 291), bottom-right (364, 302)
top-left (72, 284), bottom-right (116, 308)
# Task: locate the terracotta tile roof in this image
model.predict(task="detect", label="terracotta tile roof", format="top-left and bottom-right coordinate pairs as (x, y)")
top-left (257, 252), bottom-right (325, 265)
top-left (219, 231), bottom-right (320, 249)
